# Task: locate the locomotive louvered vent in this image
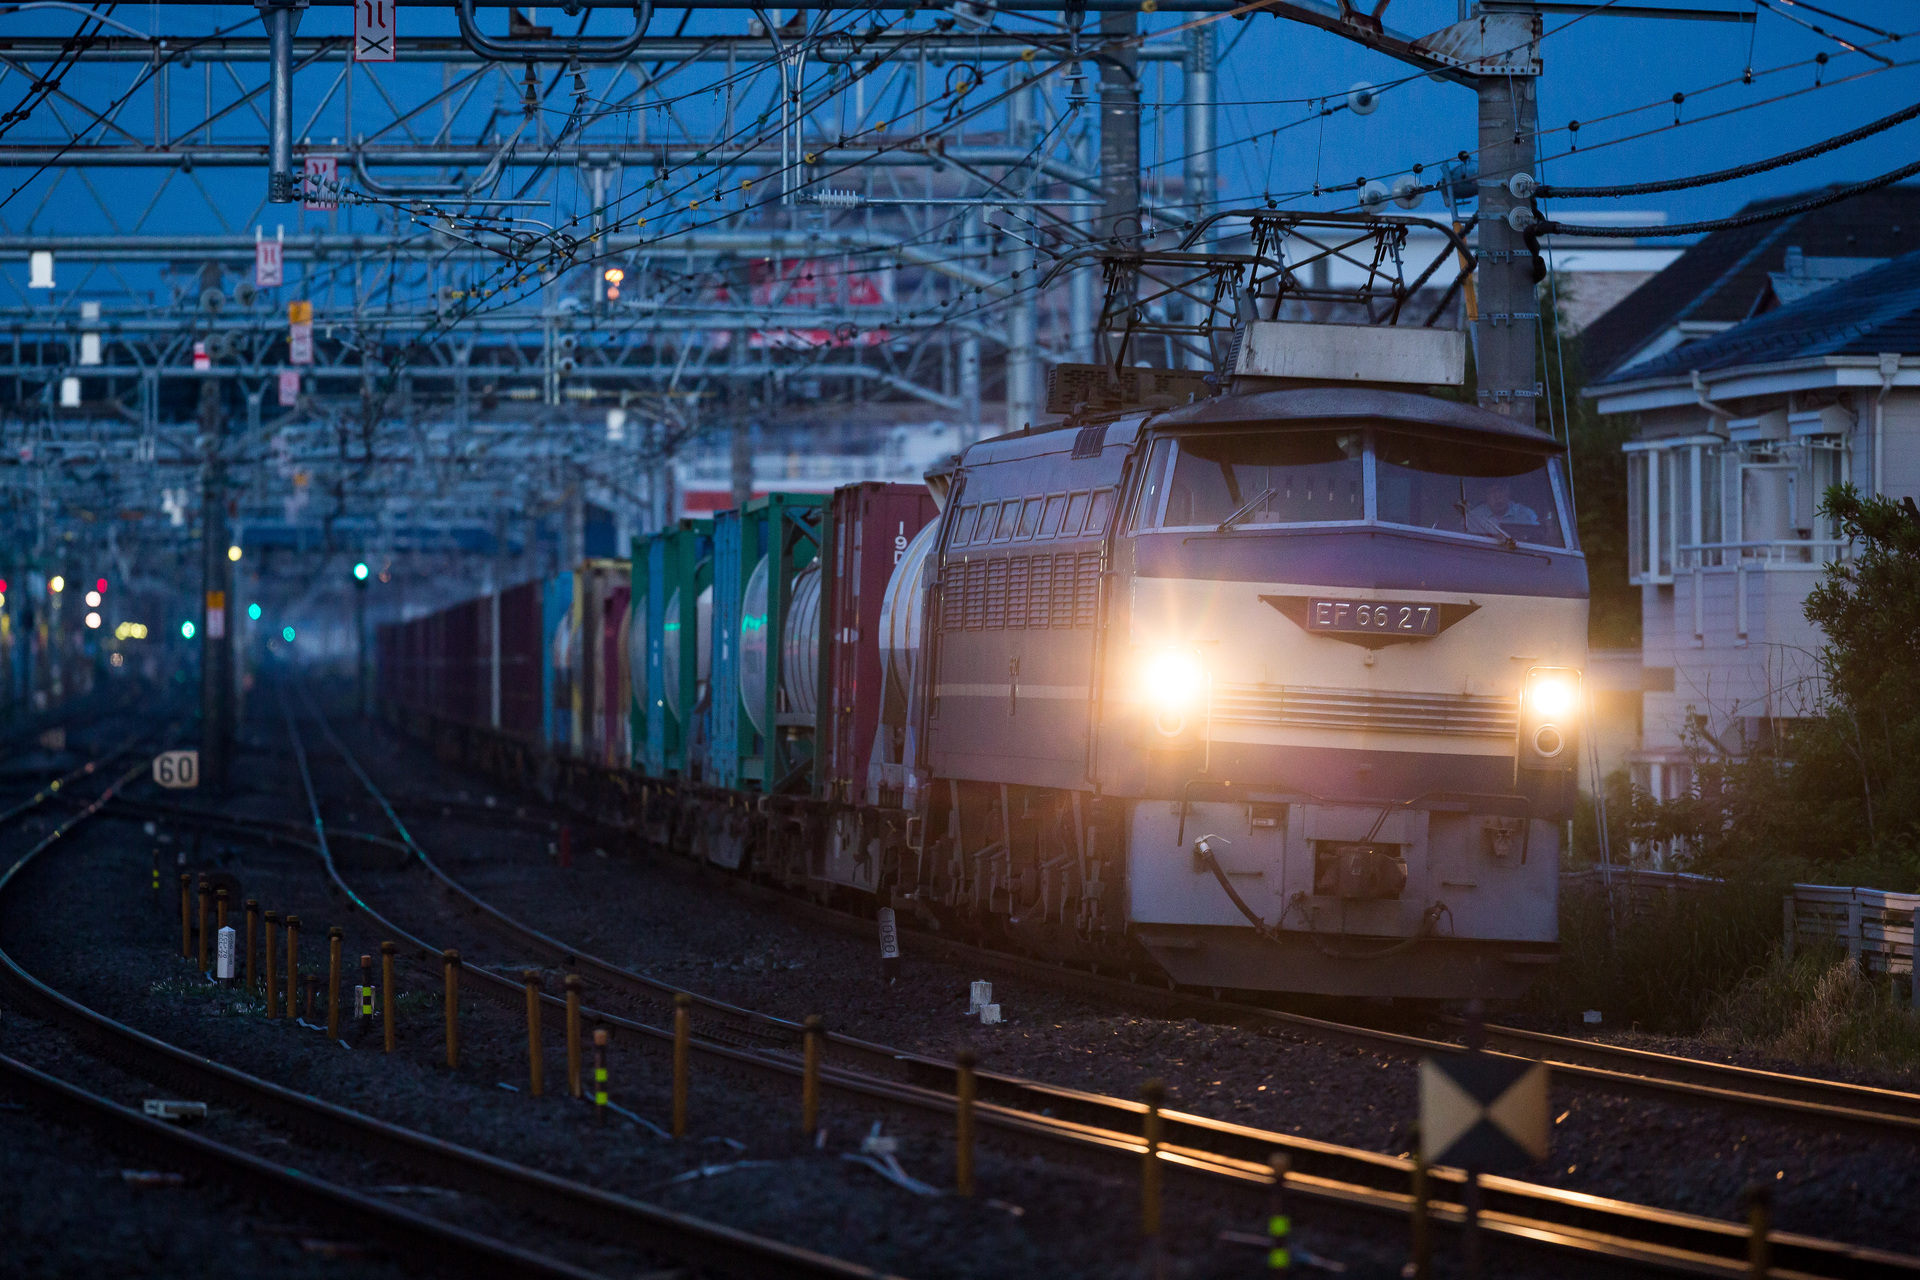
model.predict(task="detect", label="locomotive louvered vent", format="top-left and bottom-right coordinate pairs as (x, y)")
top-left (1212, 685), bottom-right (1518, 737)
top-left (946, 552), bottom-right (1102, 631)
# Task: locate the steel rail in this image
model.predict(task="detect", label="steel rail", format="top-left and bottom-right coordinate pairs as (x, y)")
top-left (0, 1055), bottom-right (607, 1280)
top-left (282, 699), bottom-right (1920, 1279)
top-left (0, 735), bottom-right (909, 1280)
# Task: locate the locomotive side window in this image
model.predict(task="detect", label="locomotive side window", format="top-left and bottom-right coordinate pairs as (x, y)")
top-left (1017, 497), bottom-right (1043, 538)
top-left (1085, 489), bottom-right (1113, 534)
top-left (953, 504), bottom-right (980, 545)
top-left (1038, 493), bottom-right (1068, 537)
top-left (1064, 491), bottom-right (1091, 535)
top-left (1131, 437), bottom-right (1174, 531)
top-left (1374, 431), bottom-right (1567, 549)
top-left (1155, 430), bottom-right (1364, 528)
top-left (993, 502), bottom-right (1021, 541)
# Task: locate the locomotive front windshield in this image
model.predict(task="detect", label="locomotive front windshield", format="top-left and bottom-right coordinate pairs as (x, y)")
top-left (1134, 425), bottom-right (1571, 550)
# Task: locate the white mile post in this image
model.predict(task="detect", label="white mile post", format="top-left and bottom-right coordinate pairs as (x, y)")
top-left (877, 907), bottom-right (900, 983)
top-left (215, 925), bottom-right (237, 986)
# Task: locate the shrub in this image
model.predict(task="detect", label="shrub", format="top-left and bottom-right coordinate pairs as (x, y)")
top-left (1706, 948), bottom-right (1920, 1077)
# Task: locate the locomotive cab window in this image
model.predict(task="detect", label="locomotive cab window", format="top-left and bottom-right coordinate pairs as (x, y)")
top-left (953, 504), bottom-right (980, 545)
top-left (1373, 431), bottom-right (1569, 549)
top-left (1039, 493), bottom-right (1068, 538)
top-left (1149, 430), bottom-right (1365, 529)
top-left (1017, 497), bottom-right (1043, 538)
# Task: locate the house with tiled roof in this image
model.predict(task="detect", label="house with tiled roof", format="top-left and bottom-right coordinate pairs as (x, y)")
top-left (1588, 236), bottom-right (1920, 847)
top-left (1581, 185), bottom-right (1920, 381)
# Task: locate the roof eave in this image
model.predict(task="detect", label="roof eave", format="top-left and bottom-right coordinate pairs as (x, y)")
top-left (1588, 354), bottom-right (1920, 415)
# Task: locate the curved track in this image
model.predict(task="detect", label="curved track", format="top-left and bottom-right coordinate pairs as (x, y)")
top-left (0, 710), bottom-right (900, 1280)
top-left (272, 690), bottom-right (1920, 1280)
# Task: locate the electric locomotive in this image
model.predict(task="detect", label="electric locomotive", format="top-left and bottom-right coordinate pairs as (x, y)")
top-left (383, 213), bottom-right (1587, 1001)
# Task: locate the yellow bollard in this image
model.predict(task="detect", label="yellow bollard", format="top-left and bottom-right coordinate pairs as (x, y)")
top-left (564, 974), bottom-right (583, 1098)
top-left (244, 899), bottom-right (258, 997)
top-left (326, 927), bottom-right (343, 1040)
top-left (955, 1049), bottom-right (977, 1197)
top-left (179, 875), bottom-right (191, 958)
top-left (1409, 1123), bottom-right (1431, 1280)
top-left (443, 949), bottom-right (461, 1069)
top-left (672, 993), bottom-right (691, 1138)
top-left (1140, 1078), bottom-right (1165, 1239)
top-left (263, 912), bottom-right (279, 1019)
top-left (801, 1015), bottom-right (824, 1137)
top-left (523, 970), bottom-right (544, 1097)
top-left (380, 941), bottom-right (397, 1053)
top-left (197, 876), bottom-right (210, 973)
top-left (285, 915), bottom-right (300, 1018)
top-left (1747, 1183), bottom-right (1772, 1278)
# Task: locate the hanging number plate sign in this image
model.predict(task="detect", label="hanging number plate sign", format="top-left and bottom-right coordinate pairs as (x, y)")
top-left (354, 0), bottom-right (396, 62)
top-left (288, 300), bottom-right (314, 366)
top-left (302, 156), bottom-right (338, 211)
top-left (153, 750), bottom-right (199, 789)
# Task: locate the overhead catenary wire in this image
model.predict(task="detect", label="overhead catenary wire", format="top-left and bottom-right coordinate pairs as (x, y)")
top-left (1533, 154), bottom-right (1920, 238)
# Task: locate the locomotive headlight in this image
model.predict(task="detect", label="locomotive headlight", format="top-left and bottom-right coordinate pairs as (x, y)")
top-left (1140, 648), bottom-right (1206, 737)
top-left (1525, 670), bottom-right (1578, 720)
top-left (1141, 649), bottom-right (1206, 709)
top-left (1519, 666), bottom-right (1581, 771)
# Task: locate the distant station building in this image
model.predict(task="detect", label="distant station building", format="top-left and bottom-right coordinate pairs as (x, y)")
top-left (1586, 186), bottom-right (1920, 843)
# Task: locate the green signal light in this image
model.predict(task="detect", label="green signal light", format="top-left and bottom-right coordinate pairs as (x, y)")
top-left (181, 620), bottom-right (195, 639)
top-left (248, 603), bottom-right (262, 621)
top-left (353, 562), bottom-right (369, 581)
top-left (282, 626), bottom-right (296, 642)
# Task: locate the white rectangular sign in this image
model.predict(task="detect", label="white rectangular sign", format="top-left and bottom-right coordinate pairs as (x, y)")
top-left (288, 322), bottom-right (314, 366)
top-left (152, 749), bottom-right (199, 789)
top-left (216, 925), bottom-right (236, 979)
top-left (278, 369), bottom-right (301, 406)
top-left (255, 237), bottom-right (283, 288)
top-left (354, 0), bottom-right (396, 61)
top-left (302, 156), bottom-right (338, 211)
top-left (876, 906), bottom-right (899, 960)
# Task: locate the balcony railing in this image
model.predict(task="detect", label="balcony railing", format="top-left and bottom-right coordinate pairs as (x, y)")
top-left (1677, 539), bottom-right (1851, 570)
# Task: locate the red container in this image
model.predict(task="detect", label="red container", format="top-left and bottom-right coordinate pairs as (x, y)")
top-left (819, 483), bottom-right (939, 802)
top-left (499, 581), bottom-right (542, 739)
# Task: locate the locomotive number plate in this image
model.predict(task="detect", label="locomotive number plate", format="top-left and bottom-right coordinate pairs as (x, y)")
top-left (1306, 599), bottom-right (1441, 637)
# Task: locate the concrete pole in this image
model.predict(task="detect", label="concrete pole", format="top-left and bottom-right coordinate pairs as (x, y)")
top-left (1097, 9), bottom-right (1140, 365)
top-left (197, 380), bottom-right (230, 789)
top-left (1004, 72), bottom-right (1040, 433)
top-left (1182, 24), bottom-right (1216, 369)
top-left (1474, 72), bottom-right (1540, 431)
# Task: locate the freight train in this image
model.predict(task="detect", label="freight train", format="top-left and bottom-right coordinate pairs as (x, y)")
top-left (380, 234), bottom-right (1588, 1001)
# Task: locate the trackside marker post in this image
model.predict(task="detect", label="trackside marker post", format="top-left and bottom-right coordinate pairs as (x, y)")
top-left (216, 888), bottom-right (228, 936)
top-left (197, 877), bottom-right (211, 973)
top-left (443, 949), bottom-right (461, 1069)
top-left (1747, 1183), bottom-right (1772, 1278)
top-left (244, 899), bottom-right (258, 996)
top-left (671, 993), bottom-right (690, 1137)
top-left (1408, 1122), bottom-right (1431, 1280)
top-left (801, 1015), bottom-right (824, 1137)
top-left (215, 925), bottom-right (236, 985)
top-left (564, 974), bottom-right (583, 1097)
top-left (1267, 1153), bottom-right (1291, 1273)
top-left (357, 953), bottom-right (374, 1037)
top-left (954, 1048), bottom-right (977, 1197)
top-left (326, 927), bottom-right (343, 1039)
top-left (263, 912), bottom-right (279, 1019)
top-left (592, 1027), bottom-right (609, 1122)
top-left (523, 970), bottom-right (544, 1097)
top-left (1141, 1079), bottom-right (1165, 1240)
top-left (178, 875), bottom-right (191, 958)
top-left (380, 941), bottom-right (396, 1053)
top-left (285, 916), bottom-right (301, 1019)
top-left (877, 907), bottom-right (900, 982)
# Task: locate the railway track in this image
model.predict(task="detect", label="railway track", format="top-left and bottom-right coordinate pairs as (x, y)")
top-left (0, 716), bottom-right (904, 1280)
top-left (271, 689), bottom-right (1920, 1280)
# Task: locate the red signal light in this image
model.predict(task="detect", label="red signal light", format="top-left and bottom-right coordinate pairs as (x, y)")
top-left (96, 577), bottom-right (107, 592)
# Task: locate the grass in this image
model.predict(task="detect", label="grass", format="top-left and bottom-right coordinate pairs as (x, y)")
top-left (1526, 874), bottom-right (1788, 1034)
top-left (1704, 948), bottom-right (1920, 1078)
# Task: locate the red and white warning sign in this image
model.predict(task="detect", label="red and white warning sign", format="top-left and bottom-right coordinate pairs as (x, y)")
top-left (255, 234), bottom-right (283, 288)
top-left (278, 370), bottom-right (301, 406)
top-left (354, 0), bottom-right (396, 62)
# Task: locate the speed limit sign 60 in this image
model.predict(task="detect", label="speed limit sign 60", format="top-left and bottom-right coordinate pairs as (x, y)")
top-left (153, 750), bottom-right (199, 789)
